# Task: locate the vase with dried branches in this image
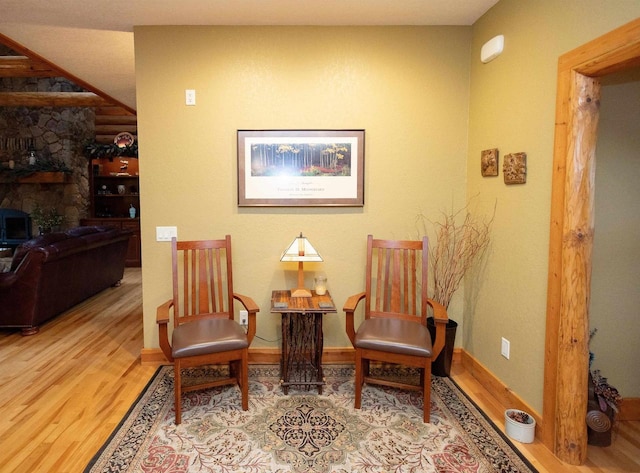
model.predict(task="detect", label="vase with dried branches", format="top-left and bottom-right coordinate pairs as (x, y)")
top-left (416, 200), bottom-right (494, 376)
top-left (417, 201), bottom-right (495, 310)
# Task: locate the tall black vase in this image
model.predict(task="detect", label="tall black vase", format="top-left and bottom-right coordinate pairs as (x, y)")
top-left (427, 317), bottom-right (458, 377)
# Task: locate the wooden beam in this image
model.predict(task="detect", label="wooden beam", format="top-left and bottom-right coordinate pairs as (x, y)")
top-left (545, 17), bottom-right (640, 465)
top-left (555, 72), bottom-right (599, 464)
top-left (0, 91), bottom-right (109, 107)
top-left (0, 33), bottom-right (135, 114)
top-left (0, 55), bottom-right (57, 77)
top-left (94, 124), bottom-right (137, 134)
top-left (95, 115), bottom-right (138, 125)
top-left (95, 106), bottom-right (136, 117)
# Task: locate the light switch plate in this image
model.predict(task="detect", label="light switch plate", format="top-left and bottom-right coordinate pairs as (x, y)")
top-left (156, 226), bottom-right (177, 242)
top-left (501, 337), bottom-right (510, 359)
top-left (185, 89), bottom-right (196, 106)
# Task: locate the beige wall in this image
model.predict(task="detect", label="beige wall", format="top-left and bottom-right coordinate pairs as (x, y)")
top-left (591, 70), bottom-right (640, 398)
top-left (467, 1), bottom-right (640, 412)
top-left (135, 26), bottom-right (472, 351)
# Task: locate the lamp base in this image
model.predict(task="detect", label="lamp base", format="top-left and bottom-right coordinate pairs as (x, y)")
top-left (290, 287), bottom-right (312, 298)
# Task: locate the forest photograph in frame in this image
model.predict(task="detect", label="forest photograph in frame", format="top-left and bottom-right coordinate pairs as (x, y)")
top-left (237, 129), bottom-right (364, 207)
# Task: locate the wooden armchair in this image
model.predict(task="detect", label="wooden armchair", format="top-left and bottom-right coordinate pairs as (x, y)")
top-left (344, 235), bottom-right (448, 422)
top-left (156, 235), bottom-right (258, 424)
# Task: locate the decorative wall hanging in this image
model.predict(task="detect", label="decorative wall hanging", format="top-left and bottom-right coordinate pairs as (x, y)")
top-left (481, 148), bottom-right (499, 176)
top-left (237, 129), bottom-right (365, 207)
top-left (503, 152), bottom-right (527, 184)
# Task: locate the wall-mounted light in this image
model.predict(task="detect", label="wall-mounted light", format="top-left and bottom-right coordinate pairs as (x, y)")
top-left (481, 35), bottom-right (504, 63)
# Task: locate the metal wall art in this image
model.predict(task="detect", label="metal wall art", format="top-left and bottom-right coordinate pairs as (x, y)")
top-left (503, 152), bottom-right (527, 184)
top-left (481, 148), bottom-right (499, 177)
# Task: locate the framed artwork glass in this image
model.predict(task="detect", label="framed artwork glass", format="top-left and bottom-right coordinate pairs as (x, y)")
top-left (237, 129), bottom-right (365, 207)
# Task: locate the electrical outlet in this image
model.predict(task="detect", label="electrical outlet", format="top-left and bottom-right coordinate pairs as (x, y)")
top-left (239, 310), bottom-right (248, 326)
top-left (156, 226), bottom-right (177, 242)
top-left (501, 337), bottom-right (510, 359)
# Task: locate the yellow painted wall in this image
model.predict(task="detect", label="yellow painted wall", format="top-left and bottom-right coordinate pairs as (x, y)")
top-left (135, 4), bottom-right (640, 415)
top-left (467, 1), bottom-right (640, 412)
top-left (135, 26), bottom-right (472, 352)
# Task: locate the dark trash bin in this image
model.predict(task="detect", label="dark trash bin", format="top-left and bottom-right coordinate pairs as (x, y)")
top-left (427, 317), bottom-right (458, 377)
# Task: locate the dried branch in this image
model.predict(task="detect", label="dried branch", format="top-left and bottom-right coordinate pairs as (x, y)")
top-left (417, 201), bottom-right (495, 309)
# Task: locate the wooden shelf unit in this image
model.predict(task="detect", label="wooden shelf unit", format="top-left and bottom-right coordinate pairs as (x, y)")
top-left (83, 156), bottom-right (141, 267)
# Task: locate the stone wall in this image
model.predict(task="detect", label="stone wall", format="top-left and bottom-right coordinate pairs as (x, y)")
top-left (0, 77), bottom-right (94, 233)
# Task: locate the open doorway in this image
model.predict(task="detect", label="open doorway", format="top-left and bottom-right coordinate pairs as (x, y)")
top-left (543, 18), bottom-right (640, 465)
top-left (589, 67), bottom-right (640, 417)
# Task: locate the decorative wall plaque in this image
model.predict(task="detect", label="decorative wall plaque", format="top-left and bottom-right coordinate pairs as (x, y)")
top-left (503, 152), bottom-right (527, 184)
top-left (481, 148), bottom-right (499, 176)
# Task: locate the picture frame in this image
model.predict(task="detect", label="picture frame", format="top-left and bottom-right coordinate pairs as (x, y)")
top-left (237, 129), bottom-right (365, 207)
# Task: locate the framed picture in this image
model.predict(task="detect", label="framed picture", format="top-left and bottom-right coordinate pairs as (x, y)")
top-left (237, 129), bottom-right (365, 207)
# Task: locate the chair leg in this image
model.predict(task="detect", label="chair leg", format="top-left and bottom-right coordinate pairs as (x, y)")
top-left (240, 351), bottom-right (249, 411)
top-left (354, 350), bottom-right (363, 410)
top-left (174, 360), bottom-right (182, 424)
top-left (423, 361), bottom-right (431, 423)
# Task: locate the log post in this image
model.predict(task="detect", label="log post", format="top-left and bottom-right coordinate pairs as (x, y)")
top-left (556, 72), bottom-right (600, 464)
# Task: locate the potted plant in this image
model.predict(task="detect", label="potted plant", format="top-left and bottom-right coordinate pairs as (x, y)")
top-left (504, 408), bottom-right (536, 443)
top-left (31, 205), bottom-right (64, 234)
top-left (416, 199), bottom-right (495, 376)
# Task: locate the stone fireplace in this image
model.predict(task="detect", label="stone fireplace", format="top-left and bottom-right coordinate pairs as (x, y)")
top-left (0, 76), bottom-right (94, 236)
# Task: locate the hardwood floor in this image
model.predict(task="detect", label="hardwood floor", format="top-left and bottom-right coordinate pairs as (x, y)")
top-left (451, 367), bottom-right (640, 472)
top-left (0, 269), bottom-right (157, 473)
top-left (0, 267), bottom-right (637, 472)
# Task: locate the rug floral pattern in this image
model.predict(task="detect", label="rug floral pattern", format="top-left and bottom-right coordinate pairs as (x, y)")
top-left (86, 365), bottom-right (537, 473)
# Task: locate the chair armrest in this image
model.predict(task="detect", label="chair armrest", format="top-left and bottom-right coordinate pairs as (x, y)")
top-left (426, 298), bottom-right (449, 359)
top-left (343, 291), bottom-right (366, 346)
top-left (234, 293), bottom-right (259, 345)
top-left (156, 299), bottom-right (174, 362)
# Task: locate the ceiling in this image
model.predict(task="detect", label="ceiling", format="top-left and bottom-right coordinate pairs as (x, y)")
top-left (0, 0), bottom-right (498, 110)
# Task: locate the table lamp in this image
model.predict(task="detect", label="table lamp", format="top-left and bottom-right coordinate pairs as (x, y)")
top-left (280, 232), bottom-right (323, 297)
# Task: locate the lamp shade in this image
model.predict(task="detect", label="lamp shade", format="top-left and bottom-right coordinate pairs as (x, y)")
top-left (280, 233), bottom-right (322, 297)
top-left (280, 233), bottom-right (323, 262)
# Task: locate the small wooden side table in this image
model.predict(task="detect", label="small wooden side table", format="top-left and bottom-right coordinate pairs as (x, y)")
top-left (271, 290), bottom-right (336, 394)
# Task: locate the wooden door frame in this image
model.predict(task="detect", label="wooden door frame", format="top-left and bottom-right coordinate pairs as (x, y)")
top-left (544, 18), bottom-right (640, 465)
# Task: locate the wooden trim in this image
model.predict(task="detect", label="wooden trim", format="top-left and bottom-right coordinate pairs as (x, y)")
top-left (461, 351), bottom-right (541, 432)
top-left (544, 17), bottom-right (640, 465)
top-left (140, 348), bottom-right (168, 366)
top-left (618, 398), bottom-right (640, 421)
top-left (0, 32), bottom-right (135, 114)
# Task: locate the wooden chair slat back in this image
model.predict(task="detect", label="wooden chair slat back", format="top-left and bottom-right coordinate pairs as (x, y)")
top-left (365, 235), bottom-right (429, 322)
top-left (171, 236), bottom-right (234, 327)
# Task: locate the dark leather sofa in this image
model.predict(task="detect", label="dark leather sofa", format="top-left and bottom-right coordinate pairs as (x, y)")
top-left (0, 226), bottom-right (132, 335)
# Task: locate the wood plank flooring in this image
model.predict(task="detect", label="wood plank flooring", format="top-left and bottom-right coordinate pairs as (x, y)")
top-left (0, 268), bottom-right (637, 472)
top-left (0, 269), bottom-right (157, 473)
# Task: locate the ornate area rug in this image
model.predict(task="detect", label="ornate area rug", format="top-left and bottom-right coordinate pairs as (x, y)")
top-left (86, 365), bottom-right (537, 473)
